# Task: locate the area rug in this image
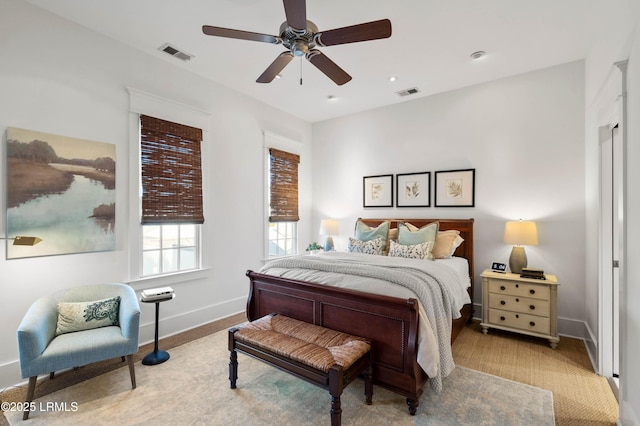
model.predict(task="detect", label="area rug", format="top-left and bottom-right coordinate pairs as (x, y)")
top-left (6, 328), bottom-right (554, 425)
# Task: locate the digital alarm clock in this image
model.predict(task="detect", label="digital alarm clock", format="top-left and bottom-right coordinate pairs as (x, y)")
top-left (491, 262), bottom-right (507, 273)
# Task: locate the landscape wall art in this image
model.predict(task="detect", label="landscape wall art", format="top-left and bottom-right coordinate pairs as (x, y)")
top-left (5, 127), bottom-right (116, 259)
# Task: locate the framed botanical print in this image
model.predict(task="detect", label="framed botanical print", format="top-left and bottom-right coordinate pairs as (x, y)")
top-left (434, 168), bottom-right (475, 207)
top-left (396, 172), bottom-right (430, 207)
top-left (363, 174), bottom-right (393, 207)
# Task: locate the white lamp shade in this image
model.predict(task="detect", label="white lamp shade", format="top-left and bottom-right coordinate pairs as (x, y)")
top-left (503, 221), bottom-right (538, 246)
top-left (319, 219), bottom-right (339, 236)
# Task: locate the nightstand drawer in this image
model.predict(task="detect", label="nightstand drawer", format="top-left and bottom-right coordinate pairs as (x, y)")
top-left (488, 293), bottom-right (550, 316)
top-left (488, 280), bottom-right (550, 300)
top-left (489, 308), bottom-right (550, 334)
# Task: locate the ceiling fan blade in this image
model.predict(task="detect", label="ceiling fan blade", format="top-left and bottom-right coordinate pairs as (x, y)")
top-left (257, 52), bottom-right (294, 83)
top-left (306, 50), bottom-right (352, 86)
top-left (315, 19), bottom-right (392, 47)
top-left (202, 25), bottom-right (281, 44)
top-left (283, 0), bottom-right (307, 32)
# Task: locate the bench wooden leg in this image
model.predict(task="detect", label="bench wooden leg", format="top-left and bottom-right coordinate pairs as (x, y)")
top-left (364, 357), bottom-right (373, 405)
top-left (229, 349), bottom-right (238, 389)
top-left (328, 366), bottom-right (343, 426)
top-left (330, 394), bottom-right (342, 426)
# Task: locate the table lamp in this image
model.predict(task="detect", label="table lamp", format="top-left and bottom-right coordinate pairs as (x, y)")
top-left (319, 219), bottom-right (339, 251)
top-left (503, 220), bottom-right (537, 274)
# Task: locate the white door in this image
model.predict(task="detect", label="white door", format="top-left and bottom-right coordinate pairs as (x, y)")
top-left (611, 124), bottom-right (622, 379)
top-left (599, 123), bottom-right (621, 382)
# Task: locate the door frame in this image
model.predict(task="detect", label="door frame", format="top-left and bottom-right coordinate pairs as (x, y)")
top-left (597, 60), bottom-right (627, 397)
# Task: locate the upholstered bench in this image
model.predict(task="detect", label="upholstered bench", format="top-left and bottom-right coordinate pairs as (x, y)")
top-left (228, 313), bottom-right (373, 426)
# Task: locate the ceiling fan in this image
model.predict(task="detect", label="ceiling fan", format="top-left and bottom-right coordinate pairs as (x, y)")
top-left (202, 0), bottom-right (392, 86)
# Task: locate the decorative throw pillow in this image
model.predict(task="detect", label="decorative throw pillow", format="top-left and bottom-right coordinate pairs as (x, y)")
top-left (432, 230), bottom-right (464, 259)
top-left (398, 222), bottom-right (438, 259)
top-left (56, 296), bottom-right (121, 336)
top-left (348, 237), bottom-right (384, 255)
top-left (355, 220), bottom-right (390, 253)
top-left (387, 228), bottom-right (399, 243)
top-left (388, 240), bottom-right (432, 259)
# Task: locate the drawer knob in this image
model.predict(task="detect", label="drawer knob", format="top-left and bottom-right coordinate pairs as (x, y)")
top-left (529, 321), bottom-right (536, 327)
top-left (530, 305), bottom-right (535, 310)
top-left (500, 300), bottom-right (506, 305)
top-left (529, 289), bottom-right (536, 295)
top-left (500, 286), bottom-right (506, 291)
top-left (516, 298), bottom-right (520, 302)
top-left (500, 316), bottom-right (506, 321)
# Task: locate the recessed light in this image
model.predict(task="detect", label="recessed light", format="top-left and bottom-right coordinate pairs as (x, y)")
top-left (470, 51), bottom-right (486, 60)
top-left (388, 76), bottom-right (397, 82)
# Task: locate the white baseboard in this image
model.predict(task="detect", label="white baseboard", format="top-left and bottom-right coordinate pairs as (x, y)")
top-left (620, 400), bottom-right (639, 426)
top-left (137, 296), bottom-right (246, 346)
top-left (0, 361), bottom-right (28, 394)
top-left (0, 296), bottom-right (246, 391)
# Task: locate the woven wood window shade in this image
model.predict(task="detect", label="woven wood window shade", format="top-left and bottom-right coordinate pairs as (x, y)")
top-left (140, 115), bottom-right (204, 224)
top-left (269, 148), bottom-right (300, 222)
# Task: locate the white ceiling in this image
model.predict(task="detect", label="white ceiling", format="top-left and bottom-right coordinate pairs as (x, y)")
top-left (24, 0), bottom-right (593, 123)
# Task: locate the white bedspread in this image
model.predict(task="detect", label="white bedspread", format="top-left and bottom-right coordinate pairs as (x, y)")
top-left (259, 251), bottom-right (471, 391)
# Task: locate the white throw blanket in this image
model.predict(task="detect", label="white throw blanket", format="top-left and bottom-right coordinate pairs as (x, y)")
top-left (259, 251), bottom-right (462, 391)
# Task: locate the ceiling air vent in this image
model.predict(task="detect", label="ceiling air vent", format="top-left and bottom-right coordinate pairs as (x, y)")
top-left (159, 43), bottom-right (194, 61)
top-left (396, 87), bottom-right (420, 97)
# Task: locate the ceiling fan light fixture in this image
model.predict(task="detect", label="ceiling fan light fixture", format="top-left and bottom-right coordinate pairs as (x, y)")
top-left (202, 2), bottom-right (391, 86)
top-left (291, 39), bottom-right (309, 57)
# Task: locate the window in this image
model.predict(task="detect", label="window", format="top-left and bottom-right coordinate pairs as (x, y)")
top-left (267, 147), bottom-right (300, 258)
top-left (142, 224), bottom-right (198, 275)
top-left (140, 115), bottom-right (204, 224)
top-left (268, 222), bottom-right (297, 257)
top-left (140, 115), bottom-right (204, 276)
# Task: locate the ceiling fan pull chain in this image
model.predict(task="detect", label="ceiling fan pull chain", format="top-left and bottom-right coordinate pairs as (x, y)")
top-left (300, 57), bottom-right (303, 85)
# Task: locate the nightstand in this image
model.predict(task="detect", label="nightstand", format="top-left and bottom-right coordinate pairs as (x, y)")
top-left (480, 269), bottom-right (559, 348)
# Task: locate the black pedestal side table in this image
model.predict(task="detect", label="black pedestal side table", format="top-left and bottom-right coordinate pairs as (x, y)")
top-left (141, 294), bottom-right (175, 365)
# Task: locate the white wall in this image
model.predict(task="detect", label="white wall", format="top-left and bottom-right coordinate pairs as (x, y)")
top-left (584, 0), bottom-right (639, 423)
top-left (312, 61), bottom-right (586, 334)
top-left (0, 0), bottom-right (312, 389)
top-left (622, 28), bottom-right (640, 425)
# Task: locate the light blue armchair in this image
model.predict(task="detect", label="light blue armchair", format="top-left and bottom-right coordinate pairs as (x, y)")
top-left (16, 283), bottom-right (140, 420)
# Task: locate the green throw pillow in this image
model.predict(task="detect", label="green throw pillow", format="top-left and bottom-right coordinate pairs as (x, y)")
top-left (56, 296), bottom-right (120, 335)
top-left (355, 220), bottom-right (390, 253)
top-left (398, 222), bottom-right (439, 259)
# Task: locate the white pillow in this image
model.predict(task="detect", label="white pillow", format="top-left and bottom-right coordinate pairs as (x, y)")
top-left (56, 296), bottom-right (120, 335)
top-left (388, 240), bottom-right (432, 259)
top-left (348, 237), bottom-right (384, 255)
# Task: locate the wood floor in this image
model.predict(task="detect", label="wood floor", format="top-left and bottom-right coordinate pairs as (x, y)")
top-left (1, 313), bottom-right (619, 425)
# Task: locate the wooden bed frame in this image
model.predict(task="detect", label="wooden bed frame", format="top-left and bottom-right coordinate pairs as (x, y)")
top-left (245, 218), bottom-right (474, 415)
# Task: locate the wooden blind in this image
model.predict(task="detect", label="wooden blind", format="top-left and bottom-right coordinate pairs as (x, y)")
top-left (269, 148), bottom-right (300, 222)
top-left (140, 115), bottom-right (204, 224)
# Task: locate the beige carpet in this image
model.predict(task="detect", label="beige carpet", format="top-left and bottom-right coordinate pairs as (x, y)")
top-left (5, 328), bottom-right (554, 425)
